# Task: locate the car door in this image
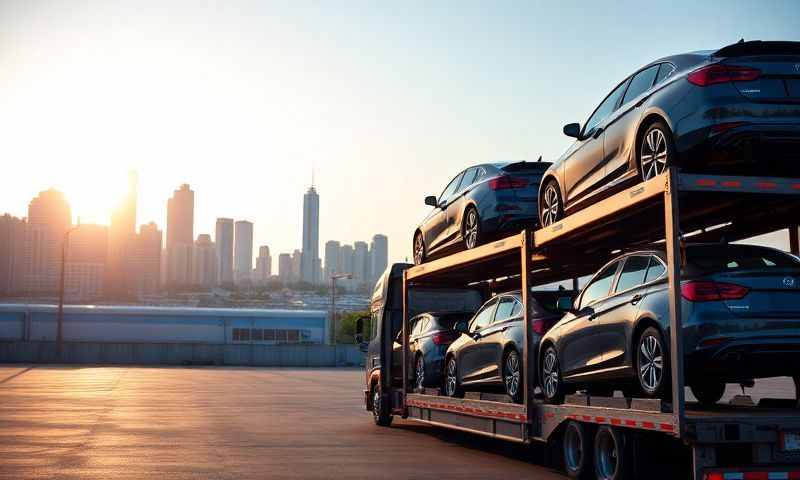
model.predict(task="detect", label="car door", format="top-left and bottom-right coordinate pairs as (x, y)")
top-left (557, 260), bottom-right (622, 378)
top-left (426, 171), bottom-right (465, 251)
top-left (564, 79), bottom-right (630, 207)
top-left (458, 297), bottom-right (498, 383)
top-left (468, 295), bottom-right (518, 382)
top-left (603, 64), bottom-right (661, 184)
top-left (588, 255), bottom-right (652, 375)
top-left (445, 167), bottom-right (480, 242)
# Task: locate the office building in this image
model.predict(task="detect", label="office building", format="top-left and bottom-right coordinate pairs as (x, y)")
top-left (24, 188), bottom-right (72, 293)
top-left (193, 234), bottom-right (217, 288)
top-left (254, 245), bottom-right (272, 284)
top-left (291, 249), bottom-right (302, 283)
top-left (166, 184), bottom-right (194, 286)
top-left (324, 240), bottom-right (341, 280)
top-left (107, 171), bottom-right (138, 297)
top-left (278, 253), bottom-right (292, 283)
top-left (301, 186), bottom-right (320, 284)
top-left (0, 214), bottom-right (27, 294)
top-left (353, 241), bottom-right (369, 285)
top-left (65, 224), bottom-right (108, 300)
top-left (234, 220), bottom-right (253, 284)
top-left (130, 222), bottom-right (162, 296)
top-left (215, 218), bottom-right (234, 285)
top-left (369, 234), bottom-right (388, 283)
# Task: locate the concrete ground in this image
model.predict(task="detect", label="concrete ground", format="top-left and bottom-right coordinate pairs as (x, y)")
top-left (0, 366), bottom-right (795, 479)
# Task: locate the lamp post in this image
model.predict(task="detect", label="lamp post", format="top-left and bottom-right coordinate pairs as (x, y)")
top-left (330, 273), bottom-right (352, 347)
top-left (57, 225), bottom-right (79, 361)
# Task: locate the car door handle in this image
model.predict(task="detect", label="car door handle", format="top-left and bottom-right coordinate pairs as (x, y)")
top-left (631, 294), bottom-right (643, 305)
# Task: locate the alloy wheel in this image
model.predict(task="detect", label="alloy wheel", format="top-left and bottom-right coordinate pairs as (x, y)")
top-left (542, 349), bottom-right (559, 399)
top-left (541, 183), bottom-right (560, 227)
top-left (415, 356), bottom-right (425, 390)
top-left (504, 351), bottom-right (521, 399)
top-left (372, 388), bottom-right (381, 423)
top-left (413, 233), bottom-right (425, 265)
top-left (639, 334), bottom-right (664, 393)
top-left (640, 128), bottom-right (668, 180)
top-left (445, 358), bottom-right (458, 396)
top-left (464, 209), bottom-right (479, 249)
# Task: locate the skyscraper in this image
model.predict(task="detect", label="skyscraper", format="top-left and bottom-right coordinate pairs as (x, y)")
top-left (25, 188), bottom-right (72, 293)
top-left (130, 222), bottom-right (162, 296)
top-left (166, 184), bottom-right (194, 286)
top-left (353, 241), bottom-right (369, 286)
top-left (65, 224), bottom-right (108, 300)
top-left (254, 245), bottom-right (272, 284)
top-left (301, 186), bottom-right (320, 284)
top-left (0, 214), bottom-right (27, 294)
top-left (234, 220), bottom-right (253, 284)
top-left (215, 218), bottom-right (234, 285)
top-left (369, 234), bottom-right (388, 283)
top-left (291, 249), bottom-right (302, 283)
top-left (193, 234), bottom-right (217, 288)
top-left (278, 253), bottom-right (292, 283)
top-left (324, 240), bottom-right (341, 280)
top-left (107, 171), bottom-right (138, 297)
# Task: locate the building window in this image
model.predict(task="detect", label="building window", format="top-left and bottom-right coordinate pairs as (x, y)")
top-left (263, 329), bottom-right (275, 341)
top-left (287, 329), bottom-right (298, 343)
top-left (275, 329), bottom-right (287, 343)
top-left (232, 328), bottom-right (241, 341)
top-left (240, 328), bottom-right (250, 341)
top-left (251, 328), bottom-right (263, 341)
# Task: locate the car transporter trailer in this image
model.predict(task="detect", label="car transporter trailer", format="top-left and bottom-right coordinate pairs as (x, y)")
top-left (389, 168), bottom-right (800, 479)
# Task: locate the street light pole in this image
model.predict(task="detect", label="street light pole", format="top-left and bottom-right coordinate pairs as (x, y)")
top-left (329, 273), bottom-right (352, 348)
top-left (57, 225), bottom-right (79, 361)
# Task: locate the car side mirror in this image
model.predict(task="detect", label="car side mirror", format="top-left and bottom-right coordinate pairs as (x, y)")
top-left (556, 296), bottom-right (574, 312)
top-left (454, 321), bottom-right (468, 334)
top-left (354, 316), bottom-right (369, 349)
top-left (563, 123), bottom-right (581, 138)
top-left (424, 195), bottom-right (438, 207)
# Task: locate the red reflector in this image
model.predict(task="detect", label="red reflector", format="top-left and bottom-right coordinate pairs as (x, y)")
top-left (743, 473), bottom-right (769, 480)
top-left (532, 319), bottom-right (546, 335)
top-left (700, 337), bottom-right (730, 347)
top-left (756, 181), bottom-right (778, 189)
top-left (432, 333), bottom-right (455, 345)
top-left (704, 474), bottom-right (724, 480)
top-left (688, 64), bottom-right (761, 86)
top-left (681, 281), bottom-right (749, 302)
top-left (721, 180), bottom-right (742, 188)
top-left (488, 175), bottom-right (528, 191)
top-left (710, 121), bottom-right (748, 134)
top-left (792, 184), bottom-right (800, 190)
top-left (696, 179), bottom-right (717, 187)
top-left (790, 472), bottom-right (800, 479)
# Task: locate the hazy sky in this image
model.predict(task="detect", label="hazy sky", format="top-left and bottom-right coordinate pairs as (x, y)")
top-left (2, 1), bottom-right (799, 265)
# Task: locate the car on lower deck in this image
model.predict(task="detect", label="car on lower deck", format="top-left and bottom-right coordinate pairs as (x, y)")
top-left (442, 289), bottom-right (575, 403)
top-left (391, 311), bottom-right (473, 390)
top-left (539, 243), bottom-right (800, 406)
top-left (413, 161), bottom-right (550, 265)
top-left (539, 40), bottom-right (800, 228)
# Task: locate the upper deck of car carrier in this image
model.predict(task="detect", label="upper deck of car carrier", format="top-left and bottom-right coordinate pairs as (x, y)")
top-left (398, 168), bottom-right (800, 478)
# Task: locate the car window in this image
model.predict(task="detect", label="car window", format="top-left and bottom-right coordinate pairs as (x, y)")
top-left (655, 63), bottom-right (676, 85)
top-left (584, 80), bottom-right (629, 136)
top-left (459, 167), bottom-right (479, 190)
top-left (510, 300), bottom-right (522, 318)
top-left (493, 297), bottom-right (516, 323)
top-left (622, 65), bottom-right (660, 105)
top-left (644, 256), bottom-right (666, 283)
top-left (615, 255), bottom-right (650, 293)
top-left (470, 299), bottom-right (497, 332)
top-left (579, 261), bottom-right (620, 308)
top-left (686, 245), bottom-right (800, 272)
top-left (438, 172), bottom-right (465, 205)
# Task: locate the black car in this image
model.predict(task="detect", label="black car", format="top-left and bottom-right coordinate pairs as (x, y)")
top-left (391, 311), bottom-right (472, 390)
top-left (539, 244), bottom-right (800, 405)
top-left (539, 40), bottom-right (800, 227)
top-left (414, 161), bottom-right (550, 265)
top-left (442, 290), bottom-right (574, 403)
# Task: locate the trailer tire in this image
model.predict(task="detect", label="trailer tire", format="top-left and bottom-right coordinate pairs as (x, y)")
top-left (563, 421), bottom-right (593, 479)
top-left (690, 381), bottom-right (726, 406)
top-left (594, 426), bottom-right (630, 480)
top-left (371, 384), bottom-right (392, 427)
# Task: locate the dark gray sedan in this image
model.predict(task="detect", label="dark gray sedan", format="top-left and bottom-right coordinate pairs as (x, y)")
top-left (540, 243), bottom-right (800, 405)
top-left (539, 40), bottom-right (800, 227)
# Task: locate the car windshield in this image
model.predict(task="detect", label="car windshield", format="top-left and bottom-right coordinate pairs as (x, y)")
top-left (687, 245), bottom-right (800, 273)
top-left (434, 313), bottom-right (471, 330)
top-left (530, 291), bottom-right (575, 315)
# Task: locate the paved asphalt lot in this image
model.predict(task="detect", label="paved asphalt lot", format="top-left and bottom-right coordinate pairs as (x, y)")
top-left (0, 365), bottom-right (795, 479)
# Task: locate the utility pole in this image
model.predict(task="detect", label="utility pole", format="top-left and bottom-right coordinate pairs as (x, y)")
top-left (57, 224), bottom-right (79, 361)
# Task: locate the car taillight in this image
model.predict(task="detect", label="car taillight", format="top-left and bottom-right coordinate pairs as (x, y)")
top-left (488, 175), bottom-right (528, 191)
top-left (532, 319), bottom-right (547, 335)
top-left (681, 281), bottom-right (749, 302)
top-left (432, 332), bottom-right (454, 345)
top-left (687, 64), bottom-right (761, 86)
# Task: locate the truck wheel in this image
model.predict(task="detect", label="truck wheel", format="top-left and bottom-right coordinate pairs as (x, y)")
top-left (690, 381), bottom-right (726, 406)
top-left (563, 421), bottom-right (593, 479)
top-left (372, 384), bottom-right (392, 427)
top-left (594, 426), bottom-right (630, 480)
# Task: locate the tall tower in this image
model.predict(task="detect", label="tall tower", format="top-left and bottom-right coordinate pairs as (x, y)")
top-left (234, 220), bottom-right (254, 284)
top-left (370, 234), bottom-right (388, 283)
top-left (255, 245), bottom-right (272, 284)
top-left (324, 240), bottom-right (341, 280)
top-left (193, 234), bottom-right (217, 288)
top-left (108, 170), bottom-right (138, 297)
top-left (353, 241), bottom-right (368, 286)
top-left (166, 184), bottom-right (194, 286)
top-left (215, 218), bottom-right (234, 285)
top-left (25, 188), bottom-right (72, 293)
top-left (301, 185), bottom-right (320, 284)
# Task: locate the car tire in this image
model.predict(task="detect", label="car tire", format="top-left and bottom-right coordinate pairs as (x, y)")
top-left (638, 120), bottom-right (674, 181)
top-left (414, 354), bottom-right (426, 391)
top-left (691, 381), bottom-right (726, 406)
top-left (413, 231), bottom-right (426, 265)
top-left (563, 421), bottom-right (593, 479)
top-left (542, 346), bottom-right (565, 404)
top-left (444, 356), bottom-right (463, 398)
top-left (503, 348), bottom-right (523, 403)
top-left (540, 179), bottom-right (564, 227)
top-left (371, 384), bottom-right (392, 427)
top-left (462, 206), bottom-right (480, 250)
top-left (634, 327), bottom-right (670, 399)
top-left (594, 426), bottom-right (631, 480)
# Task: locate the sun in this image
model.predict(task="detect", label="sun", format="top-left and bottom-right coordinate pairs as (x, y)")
top-left (61, 168), bottom-right (133, 226)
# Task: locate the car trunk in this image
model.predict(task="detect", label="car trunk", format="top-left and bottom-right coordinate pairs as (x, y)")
top-left (709, 268), bottom-right (800, 318)
top-left (716, 42), bottom-right (800, 103)
top-left (499, 161), bottom-right (551, 203)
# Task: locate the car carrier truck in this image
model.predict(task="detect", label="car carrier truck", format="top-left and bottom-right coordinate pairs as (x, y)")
top-left (357, 168), bottom-right (800, 479)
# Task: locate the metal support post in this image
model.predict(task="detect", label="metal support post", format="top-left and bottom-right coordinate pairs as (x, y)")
top-left (664, 167), bottom-right (685, 437)
top-left (521, 230), bottom-right (534, 424)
